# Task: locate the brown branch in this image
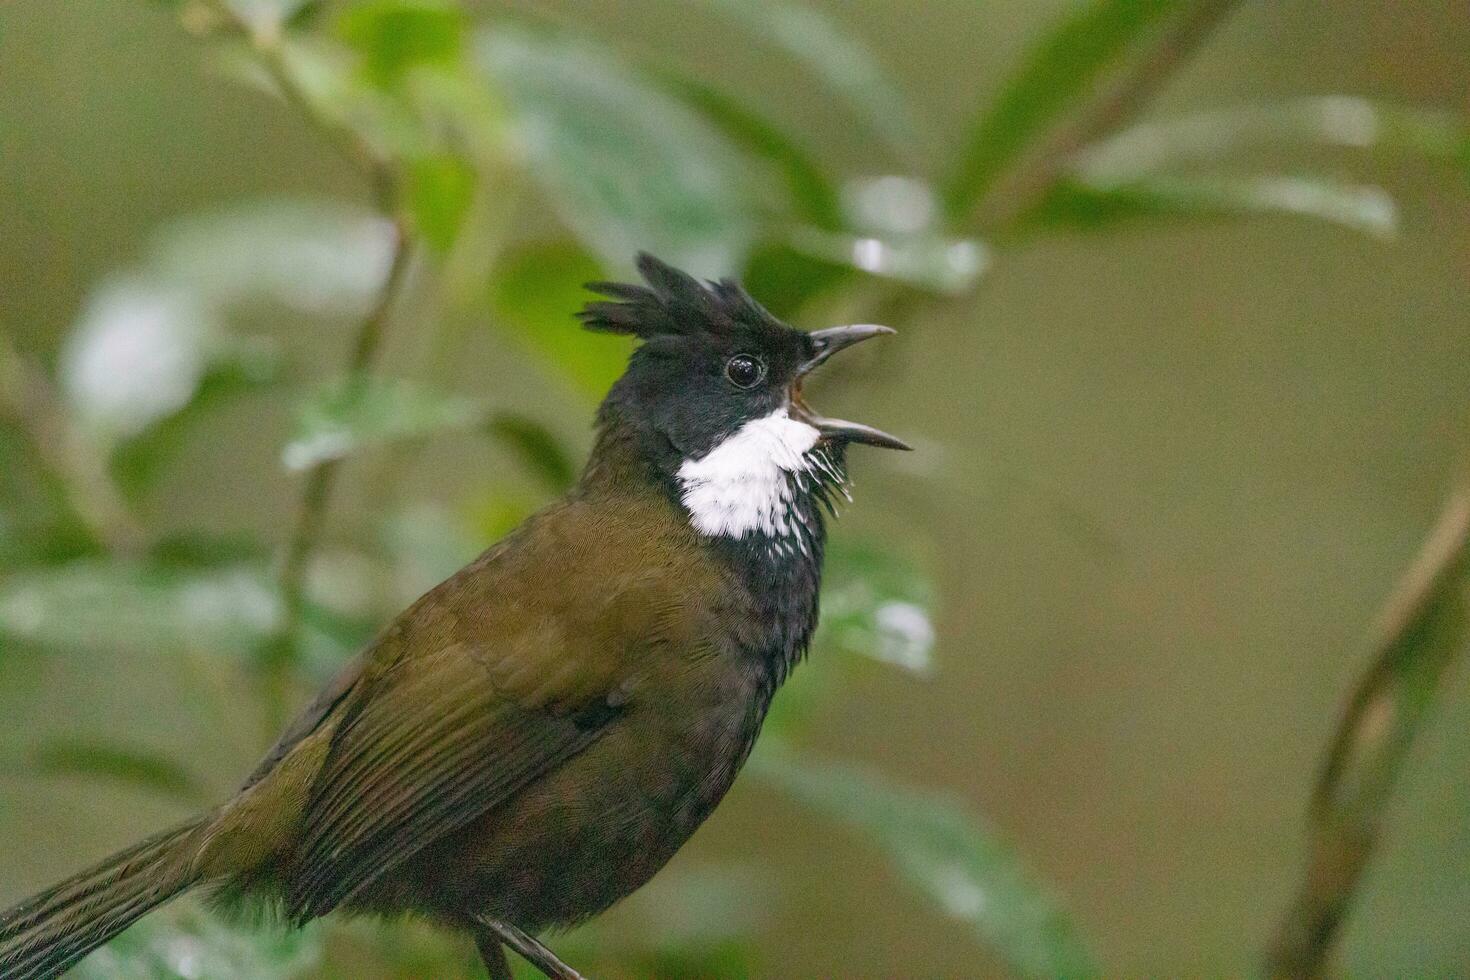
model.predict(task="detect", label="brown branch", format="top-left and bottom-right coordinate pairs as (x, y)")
top-left (1265, 481), bottom-right (1470, 979)
top-left (264, 221), bottom-right (412, 719)
top-left (200, 0), bottom-right (395, 208)
top-left (0, 335), bottom-right (144, 554)
top-left (182, 3), bottom-right (414, 718)
top-left (475, 916), bottom-right (586, 980)
top-left (970, 0), bottom-right (1241, 234)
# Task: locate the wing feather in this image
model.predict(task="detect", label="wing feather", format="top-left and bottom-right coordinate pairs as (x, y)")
top-left (283, 646), bottom-right (613, 921)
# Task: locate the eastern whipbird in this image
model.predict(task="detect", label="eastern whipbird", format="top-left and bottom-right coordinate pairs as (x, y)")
top-left (0, 253), bottom-right (909, 980)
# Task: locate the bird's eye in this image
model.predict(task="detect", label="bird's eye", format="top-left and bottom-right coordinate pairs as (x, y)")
top-left (724, 354), bottom-right (765, 389)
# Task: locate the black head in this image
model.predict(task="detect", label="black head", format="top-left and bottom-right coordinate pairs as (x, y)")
top-left (582, 253), bottom-right (908, 470)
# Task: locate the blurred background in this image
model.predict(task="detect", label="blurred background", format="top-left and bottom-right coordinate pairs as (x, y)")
top-left (2, 1), bottom-right (1469, 976)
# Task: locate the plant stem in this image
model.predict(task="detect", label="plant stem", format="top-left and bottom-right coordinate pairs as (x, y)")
top-left (202, 0), bottom-right (394, 207)
top-left (265, 221), bottom-right (413, 721)
top-left (1264, 481), bottom-right (1470, 978)
top-left (0, 334), bottom-right (144, 554)
top-left (970, 0), bottom-right (1241, 234)
top-left (189, 2), bottom-right (414, 722)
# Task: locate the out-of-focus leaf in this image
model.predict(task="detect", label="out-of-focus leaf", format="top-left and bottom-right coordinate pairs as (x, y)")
top-left (1030, 174), bottom-right (1398, 239)
top-left (146, 199), bottom-right (395, 317)
top-left (1074, 96), bottom-right (1470, 183)
top-left (74, 901), bottom-right (323, 980)
top-left (224, 0), bottom-right (317, 34)
top-left (149, 530), bottom-right (272, 568)
top-left (489, 242), bottom-right (629, 398)
top-left (59, 200), bottom-right (392, 447)
top-left (699, 0), bottom-right (921, 163)
top-left (0, 428), bottom-right (96, 566)
top-left (790, 175), bottom-right (989, 293)
top-left (819, 538), bottom-right (936, 675)
top-left (329, 917), bottom-right (482, 979)
top-left (487, 414), bottom-right (576, 493)
top-left (337, 0), bottom-right (466, 89)
top-left (282, 377), bottom-right (487, 471)
top-left (660, 74), bottom-right (842, 229)
top-left (740, 242), bottom-right (854, 319)
top-left (406, 153), bottom-right (477, 252)
top-left (0, 561), bottom-right (281, 658)
top-left (60, 280), bottom-right (219, 441)
top-left (24, 738), bottom-right (205, 804)
top-left (113, 340), bottom-right (284, 497)
top-left (944, 0), bottom-right (1185, 218)
top-left (379, 503), bottom-right (483, 602)
top-left (789, 226), bottom-right (988, 294)
top-left (479, 30), bottom-right (755, 277)
top-left (752, 747), bottom-right (1099, 980)
top-left (468, 493), bottom-right (540, 545)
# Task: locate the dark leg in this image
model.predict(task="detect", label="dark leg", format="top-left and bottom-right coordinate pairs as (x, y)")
top-left (476, 928), bottom-right (515, 980)
top-left (473, 915), bottom-right (586, 980)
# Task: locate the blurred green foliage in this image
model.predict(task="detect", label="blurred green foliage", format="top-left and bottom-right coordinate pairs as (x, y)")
top-left (1, 0), bottom-right (1467, 977)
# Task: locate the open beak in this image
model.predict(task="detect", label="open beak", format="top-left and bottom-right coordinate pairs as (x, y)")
top-left (791, 324), bottom-right (912, 451)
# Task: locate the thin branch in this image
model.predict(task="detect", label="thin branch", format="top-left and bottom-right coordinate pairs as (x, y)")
top-left (1265, 481), bottom-right (1470, 979)
top-left (265, 221), bottom-right (412, 719)
top-left (475, 917), bottom-right (586, 980)
top-left (0, 335), bottom-right (144, 554)
top-left (970, 0), bottom-right (1241, 234)
top-left (201, 0), bottom-right (395, 208)
top-left (184, 3), bottom-right (414, 718)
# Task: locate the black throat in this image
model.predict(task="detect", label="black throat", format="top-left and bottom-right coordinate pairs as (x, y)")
top-left (702, 474), bottom-right (831, 685)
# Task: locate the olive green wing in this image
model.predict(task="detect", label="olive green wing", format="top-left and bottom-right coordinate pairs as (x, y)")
top-left (282, 642), bottom-right (621, 922)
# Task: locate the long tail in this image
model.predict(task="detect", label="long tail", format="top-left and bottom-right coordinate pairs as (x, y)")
top-left (0, 816), bottom-right (208, 979)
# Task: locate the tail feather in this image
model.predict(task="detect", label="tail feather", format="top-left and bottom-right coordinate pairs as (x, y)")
top-left (0, 818), bottom-right (207, 980)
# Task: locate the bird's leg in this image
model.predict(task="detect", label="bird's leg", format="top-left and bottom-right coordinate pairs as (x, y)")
top-left (475, 928), bottom-right (514, 980)
top-left (473, 915), bottom-right (586, 980)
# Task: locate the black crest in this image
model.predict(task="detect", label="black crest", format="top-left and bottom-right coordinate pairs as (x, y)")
top-left (578, 253), bottom-right (780, 340)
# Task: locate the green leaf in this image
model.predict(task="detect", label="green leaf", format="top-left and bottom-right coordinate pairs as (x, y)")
top-left (282, 377), bottom-right (487, 471)
top-left (379, 503), bottom-right (484, 599)
top-left (337, 0), bottom-right (467, 89)
top-left (739, 243), bottom-right (854, 319)
top-left (944, 0), bottom-right (1185, 218)
top-left (818, 538), bottom-right (936, 675)
top-left (74, 901), bottom-right (324, 980)
top-left (224, 0), bottom-right (317, 34)
top-left (0, 561), bottom-right (281, 658)
top-left (752, 747), bottom-right (1099, 980)
top-left (1030, 174), bottom-right (1398, 239)
top-left (660, 74), bottom-right (842, 229)
top-left (479, 30), bottom-right (755, 277)
top-left (59, 279), bottom-right (220, 441)
top-left (487, 414), bottom-right (577, 494)
top-left (698, 0), bottom-right (921, 163)
top-left (143, 198), bottom-right (396, 316)
top-left (406, 152), bottom-right (477, 252)
top-left (24, 738), bottom-right (205, 804)
top-left (488, 242), bottom-right (629, 398)
top-left (58, 200), bottom-right (393, 445)
top-left (790, 175), bottom-right (989, 293)
top-left (1074, 96), bottom-right (1470, 183)
top-left (788, 226), bottom-right (989, 294)
top-left (112, 340), bottom-right (284, 497)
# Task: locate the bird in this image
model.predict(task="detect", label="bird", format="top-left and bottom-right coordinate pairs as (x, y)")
top-left (0, 252), bottom-right (908, 980)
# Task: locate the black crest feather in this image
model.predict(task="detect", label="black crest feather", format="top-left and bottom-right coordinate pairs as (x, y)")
top-left (578, 253), bottom-right (777, 340)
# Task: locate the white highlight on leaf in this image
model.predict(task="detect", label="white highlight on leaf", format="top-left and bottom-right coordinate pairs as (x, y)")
top-left (60, 282), bottom-right (211, 439)
top-left (677, 408), bottom-right (821, 538)
top-left (929, 863), bottom-right (989, 919)
top-left (873, 600), bottom-right (937, 674)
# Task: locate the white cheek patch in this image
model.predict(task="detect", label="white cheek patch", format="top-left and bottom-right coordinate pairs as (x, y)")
top-left (677, 409), bottom-right (821, 538)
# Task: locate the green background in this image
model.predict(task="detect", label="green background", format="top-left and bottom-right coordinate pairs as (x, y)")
top-left (2, 1), bottom-right (1469, 976)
